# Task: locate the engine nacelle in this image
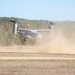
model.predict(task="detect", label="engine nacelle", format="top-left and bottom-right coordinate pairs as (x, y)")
top-left (13, 22), bottom-right (18, 35)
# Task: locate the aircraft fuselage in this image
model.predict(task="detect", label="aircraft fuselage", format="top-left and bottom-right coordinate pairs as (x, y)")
top-left (20, 30), bottom-right (42, 41)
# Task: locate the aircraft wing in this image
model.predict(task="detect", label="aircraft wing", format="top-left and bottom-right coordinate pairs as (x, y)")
top-left (18, 28), bottom-right (31, 32)
top-left (36, 29), bottom-right (51, 32)
top-left (19, 28), bottom-right (51, 33)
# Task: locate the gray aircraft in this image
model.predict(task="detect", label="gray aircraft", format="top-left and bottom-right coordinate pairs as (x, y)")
top-left (9, 20), bottom-right (53, 41)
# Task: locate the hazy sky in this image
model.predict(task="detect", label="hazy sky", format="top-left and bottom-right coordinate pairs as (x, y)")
top-left (0, 0), bottom-right (75, 21)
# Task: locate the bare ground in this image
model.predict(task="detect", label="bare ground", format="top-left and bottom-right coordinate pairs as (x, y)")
top-left (0, 49), bottom-right (74, 75)
top-left (0, 59), bottom-right (75, 75)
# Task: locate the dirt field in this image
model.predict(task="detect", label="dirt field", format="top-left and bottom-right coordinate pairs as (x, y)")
top-left (0, 45), bottom-right (75, 54)
top-left (0, 59), bottom-right (75, 75)
top-left (0, 50), bottom-right (74, 75)
top-left (0, 45), bottom-right (75, 75)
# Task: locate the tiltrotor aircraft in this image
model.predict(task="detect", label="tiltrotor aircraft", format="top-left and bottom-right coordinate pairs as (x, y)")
top-left (9, 20), bottom-right (53, 41)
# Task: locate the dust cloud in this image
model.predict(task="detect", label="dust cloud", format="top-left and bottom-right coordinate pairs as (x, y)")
top-left (0, 29), bottom-right (75, 54)
top-left (38, 29), bottom-right (75, 54)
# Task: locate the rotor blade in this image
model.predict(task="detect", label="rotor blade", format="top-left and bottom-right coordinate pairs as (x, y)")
top-left (7, 20), bottom-right (16, 23)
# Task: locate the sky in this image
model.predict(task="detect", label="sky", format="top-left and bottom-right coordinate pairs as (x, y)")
top-left (0, 0), bottom-right (75, 21)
